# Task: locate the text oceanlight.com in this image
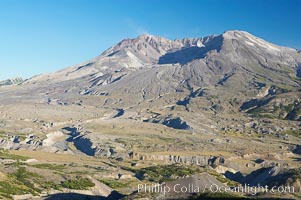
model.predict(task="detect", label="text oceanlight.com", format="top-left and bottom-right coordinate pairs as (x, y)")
top-left (138, 183), bottom-right (297, 195)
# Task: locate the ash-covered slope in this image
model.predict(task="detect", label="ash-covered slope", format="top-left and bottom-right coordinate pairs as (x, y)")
top-left (72, 30), bottom-right (301, 107)
top-left (25, 30), bottom-right (301, 95)
top-left (5, 30), bottom-right (301, 131)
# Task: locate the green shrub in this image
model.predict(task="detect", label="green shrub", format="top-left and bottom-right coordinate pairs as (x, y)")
top-left (99, 179), bottom-right (128, 189)
top-left (136, 164), bottom-right (200, 183)
top-left (284, 130), bottom-right (301, 138)
top-left (61, 177), bottom-right (95, 190)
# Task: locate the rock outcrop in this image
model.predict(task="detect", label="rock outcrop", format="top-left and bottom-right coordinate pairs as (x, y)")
top-left (0, 77), bottom-right (24, 86)
top-left (130, 152), bottom-right (224, 166)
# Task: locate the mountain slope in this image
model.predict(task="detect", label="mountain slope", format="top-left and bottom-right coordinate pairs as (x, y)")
top-left (3, 30), bottom-right (301, 133)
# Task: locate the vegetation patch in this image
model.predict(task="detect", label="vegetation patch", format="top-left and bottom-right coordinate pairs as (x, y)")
top-left (61, 177), bottom-right (95, 190)
top-left (32, 163), bottom-right (66, 171)
top-left (193, 192), bottom-right (249, 199)
top-left (284, 130), bottom-right (301, 138)
top-left (0, 167), bottom-right (41, 199)
top-left (41, 181), bottom-right (62, 190)
top-left (10, 166), bottom-right (41, 193)
top-left (0, 149), bottom-right (29, 161)
top-left (0, 180), bottom-right (37, 199)
top-left (99, 179), bottom-right (129, 189)
top-left (135, 164), bottom-right (201, 183)
top-left (207, 169), bottom-right (238, 187)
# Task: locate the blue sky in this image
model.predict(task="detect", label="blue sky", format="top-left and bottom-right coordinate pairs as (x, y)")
top-left (0, 0), bottom-right (300, 80)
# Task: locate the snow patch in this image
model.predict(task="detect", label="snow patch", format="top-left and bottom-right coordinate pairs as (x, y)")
top-left (245, 41), bottom-right (255, 46)
top-left (245, 34), bottom-right (280, 52)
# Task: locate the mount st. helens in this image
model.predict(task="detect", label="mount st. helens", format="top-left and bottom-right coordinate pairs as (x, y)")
top-left (0, 30), bottom-right (300, 199)
top-left (2, 30), bottom-right (300, 133)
